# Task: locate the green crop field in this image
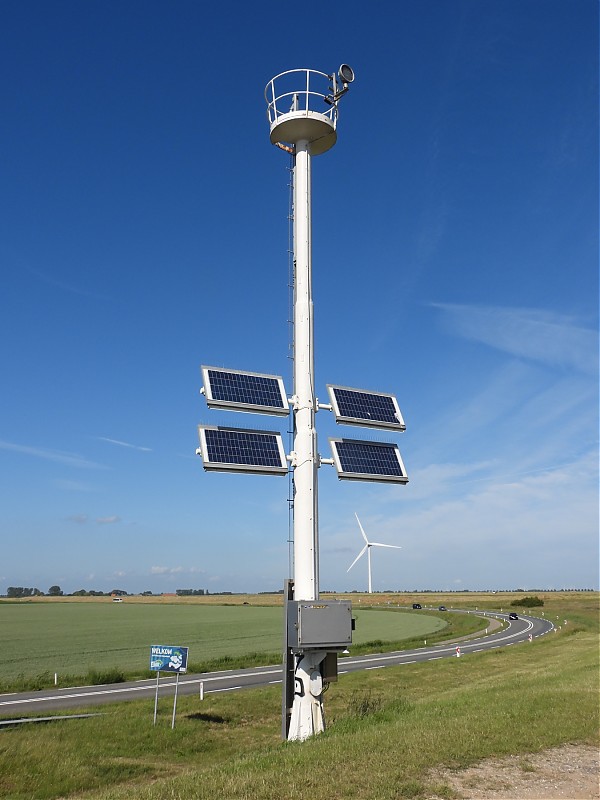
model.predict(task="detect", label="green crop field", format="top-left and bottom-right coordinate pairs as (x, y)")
top-left (0, 599), bottom-right (449, 684)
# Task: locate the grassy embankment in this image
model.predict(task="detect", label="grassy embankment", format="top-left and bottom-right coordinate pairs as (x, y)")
top-left (0, 593), bottom-right (597, 800)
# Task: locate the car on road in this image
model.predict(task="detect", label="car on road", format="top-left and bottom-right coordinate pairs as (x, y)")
top-left (412, 603), bottom-right (422, 609)
top-left (509, 612), bottom-right (519, 620)
top-left (438, 605), bottom-right (447, 611)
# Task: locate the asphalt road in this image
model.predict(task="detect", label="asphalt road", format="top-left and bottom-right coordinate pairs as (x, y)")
top-left (0, 611), bottom-right (554, 719)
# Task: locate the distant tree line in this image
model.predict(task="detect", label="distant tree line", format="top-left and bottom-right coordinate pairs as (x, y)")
top-left (5, 586), bottom-right (131, 598)
top-left (7, 585), bottom-right (64, 597)
top-left (2, 586), bottom-right (593, 599)
top-left (6, 587), bottom-right (45, 598)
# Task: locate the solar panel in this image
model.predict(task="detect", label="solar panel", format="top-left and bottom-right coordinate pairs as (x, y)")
top-left (197, 425), bottom-right (288, 475)
top-left (327, 385), bottom-right (405, 431)
top-left (329, 437), bottom-right (408, 483)
top-left (201, 366), bottom-right (289, 416)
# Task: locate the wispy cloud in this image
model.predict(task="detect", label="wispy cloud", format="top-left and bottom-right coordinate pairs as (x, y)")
top-left (151, 566), bottom-right (182, 575)
top-left (150, 566), bottom-right (205, 576)
top-left (432, 303), bottom-right (598, 375)
top-left (405, 459), bottom-right (498, 500)
top-left (25, 264), bottom-right (113, 301)
top-left (97, 516), bottom-right (121, 525)
top-left (0, 440), bottom-right (106, 469)
top-left (67, 514), bottom-right (88, 524)
top-left (54, 479), bottom-right (97, 492)
top-left (97, 437), bottom-right (152, 452)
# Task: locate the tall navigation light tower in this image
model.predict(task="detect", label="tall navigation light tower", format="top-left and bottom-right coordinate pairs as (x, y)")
top-left (266, 67), bottom-right (356, 740)
top-left (197, 67), bottom-right (408, 742)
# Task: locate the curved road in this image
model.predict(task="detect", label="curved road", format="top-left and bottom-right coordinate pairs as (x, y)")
top-left (0, 612), bottom-right (554, 718)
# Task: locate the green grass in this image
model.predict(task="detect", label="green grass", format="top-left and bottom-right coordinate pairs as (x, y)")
top-left (0, 596), bottom-right (597, 800)
top-left (0, 601), bottom-right (455, 689)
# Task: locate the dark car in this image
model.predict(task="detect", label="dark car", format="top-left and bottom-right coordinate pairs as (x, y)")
top-left (412, 603), bottom-right (422, 609)
top-left (509, 612), bottom-right (519, 620)
top-left (438, 605), bottom-right (447, 611)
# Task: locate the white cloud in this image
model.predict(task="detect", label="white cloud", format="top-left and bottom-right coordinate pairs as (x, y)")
top-left (323, 448), bottom-right (598, 591)
top-left (151, 566), bottom-right (178, 575)
top-left (97, 516), bottom-right (121, 525)
top-left (404, 459), bottom-right (498, 500)
top-left (25, 264), bottom-right (113, 301)
top-left (150, 566), bottom-right (205, 576)
top-left (55, 479), bottom-right (96, 492)
top-left (67, 514), bottom-right (88, 524)
top-left (432, 303), bottom-right (598, 375)
top-left (381, 450), bottom-right (597, 587)
top-left (97, 437), bottom-right (152, 452)
top-left (0, 440), bottom-right (106, 469)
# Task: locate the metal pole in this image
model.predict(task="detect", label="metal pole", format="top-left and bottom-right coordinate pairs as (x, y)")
top-left (292, 139), bottom-right (318, 602)
top-left (171, 672), bottom-right (180, 729)
top-left (153, 672), bottom-right (160, 726)
top-left (287, 139), bottom-right (326, 741)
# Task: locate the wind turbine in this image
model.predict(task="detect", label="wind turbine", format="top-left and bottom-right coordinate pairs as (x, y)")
top-left (347, 513), bottom-right (401, 594)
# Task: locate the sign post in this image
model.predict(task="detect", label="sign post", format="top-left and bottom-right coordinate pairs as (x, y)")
top-left (149, 645), bottom-right (189, 728)
top-left (153, 671), bottom-right (160, 726)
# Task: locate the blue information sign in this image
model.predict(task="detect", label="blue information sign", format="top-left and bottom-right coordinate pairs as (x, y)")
top-left (150, 645), bottom-right (189, 673)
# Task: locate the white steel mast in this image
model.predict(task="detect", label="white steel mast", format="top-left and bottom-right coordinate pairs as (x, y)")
top-left (265, 66), bottom-right (355, 740)
top-left (291, 138), bottom-right (318, 602)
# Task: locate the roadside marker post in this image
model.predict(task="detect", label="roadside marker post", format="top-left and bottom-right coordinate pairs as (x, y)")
top-left (153, 672), bottom-right (160, 726)
top-left (171, 673), bottom-right (180, 730)
top-left (456, 646), bottom-right (461, 658)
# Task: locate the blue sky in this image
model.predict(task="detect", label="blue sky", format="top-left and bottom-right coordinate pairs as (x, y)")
top-left (1, 1), bottom-right (597, 594)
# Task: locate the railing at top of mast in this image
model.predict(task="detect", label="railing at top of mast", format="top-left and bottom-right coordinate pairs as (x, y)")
top-left (265, 68), bottom-right (339, 129)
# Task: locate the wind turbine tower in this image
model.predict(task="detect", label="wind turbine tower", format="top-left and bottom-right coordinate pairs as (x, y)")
top-left (348, 513), bottom-right (402, 593)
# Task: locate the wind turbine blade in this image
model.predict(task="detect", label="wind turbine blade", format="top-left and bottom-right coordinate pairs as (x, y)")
top-left (370, 542), bottom-right (402, 549)
top-left (347, 544), bottom-right (368, 572)
top-left (355, 512), bottom-right (369, 544)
